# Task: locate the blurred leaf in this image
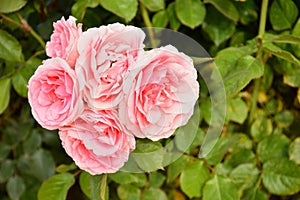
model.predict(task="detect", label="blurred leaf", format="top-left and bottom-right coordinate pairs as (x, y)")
top-left (12, 57), bottom-right (40, 97)
top-left (167, 155), bottom-right (190, 183)
top-left (167, 3), bottom-right (180, 30)
top-left (274, 110), bottom-right (294, 128)
top-left (55, 163), bottom-right (77, 173)
top-left (262, 158), bottom-right (300, 195)
top-left (133, 140), bottom-right (164, 172)
top-left (6, 176), bottom-right (25, 200)
top-left (263, 42), bottom-right (300, 66)
top-left (79, 171), bottom-right (102, 200)
top-left (149, 172), bottom-right (165, 188)
top-left (234, 0), bottom-right (258, 25)
top-left (203, 175), bottom-right (239, 200)
top-left (0, 78), bottom-right (11, 114)
top-left (143, 187), bottom-right (167, 200)
top-left (204, 136), bottom-right (239, 166)
top-left (152, 10), bottom-right (168, 28)
top-left (100, 0), bottom-right (137, 22)
top-left (117, 184), bottom-right (141, 200)
top-left (283, 67), bottom-right (300, 87)
top-left (202, 6), bottom-right (235, 46)
top-left (250, 114), bottom-right (272, 142)
top-left (0, 30), bottom-right (23, 62)
top-left (0, 0), bottom-right (27, 13)
top-left (175, 0), bottom-right (206, 29)
top-left (71, 0), bottom-right (101, 20)
top-left (226, 97), bottom-right (248, 124)
top-left (31, 149), bottom-right (55, 181)
top-left (108, 171), bottom-right (147, 188)
top-left (269, 0), bottom-right (298, 31)
top-left (292, 18), bottom-right (300, 57)
top-left (289, 137), bottom-right (300, 165)
top-left (225, 149), bottom-right (256, 168)
top-left (204, 0), bottom-right (239, 22)
top-left (241, 187), bottom-right (268, 200)
top-left (140, 0), bottom-right (165, 12)
top-left (22, 129), bottom-right (42, 154)
top-left (230, 163), bottom-right (259, 191)
top-left (0, 142), bottom-right (10, 162)
top-left (298, 88), bottom-right (300, 104)
top-left (0, 160), bottom-right (14, 183)
top-left (261, 64), bottom-right (273, 90)
top-left (38, 173), bottom-right (75, 200)
top-left (273, 34), bottom-right (300, 44)
top-left (180, 160), bottom-right (210, 198)
top-left (257, 134), bottom-right (289, 163)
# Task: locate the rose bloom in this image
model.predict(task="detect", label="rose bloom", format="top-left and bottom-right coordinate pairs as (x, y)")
top-left (28, 57), bottom-right (83, 130)
top-left (59, 109), bottom-right (135, 175)
top-left (46, 16), bottom-right (82, 67)
top-left (119, 45), bottom-right (199, 141)
top-left (75, 23), bottom-right (145, 109)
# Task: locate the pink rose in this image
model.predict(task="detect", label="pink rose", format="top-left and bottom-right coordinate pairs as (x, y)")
top-left (75, 23), bottom-right (145, 109)
top-left (119, 45), bottom-right (199, 141)
top-left (59, 109), bottom-right (135, 175)
top-left (28, 57), bottom-right (83, 130)
top-left (46, 16), bottom-right (82, 67)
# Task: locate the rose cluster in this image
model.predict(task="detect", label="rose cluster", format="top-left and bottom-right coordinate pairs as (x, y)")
top-left (28, 16), bottom-right (199, 175)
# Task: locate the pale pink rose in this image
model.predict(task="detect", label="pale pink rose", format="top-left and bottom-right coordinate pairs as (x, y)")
top-left (46, 16), bottom-right (82, 67)
top-left (119, 45), bottom-right (199, 141)
top-left (59, 109), bottom-right (135, 175)
top-left (75, 23), bottom-right (145, 109)
top-left (28, 57), bottom-right (83, 130)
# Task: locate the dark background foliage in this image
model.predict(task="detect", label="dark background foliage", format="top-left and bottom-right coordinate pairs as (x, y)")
top-left (1, 0), bottom-right (300, 199)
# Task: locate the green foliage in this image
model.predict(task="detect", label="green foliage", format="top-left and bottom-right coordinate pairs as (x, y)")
top-left (1, 0), bottom-right (300, 199)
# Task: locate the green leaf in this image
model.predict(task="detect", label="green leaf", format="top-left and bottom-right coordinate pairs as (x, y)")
top-left (230, 163), bottom-right (259, 191)
top-left (273, 34), bottom-right (300, 44)
top-left (250, 114), bottom-right (272, 142)
top-left (6, 176), bottom-right (25, 200)
top-left (283, 67), bottom-right (300, 87)
top-left (140, 0), bottom-right (165, 12)
top-left (22, 129), bottom-right (42, 154)
top-left (142, 188), bottom-right (168, 200)
top-left (274, 110), bottom-right (294, 128)
top-left (175, 0), bottom-right (206, 29)
top-left (0, 142), bottom-right (10, 162)
top-left (203, 175), bottom-right (239, 200)
top-left (108, 171), bottom-right (147, 188)
top-left (167, 155), bottom-right (190, 183)
top-left (79, 171), bottom-right (102, 200)
top-left (241, 187), bottom-right (268, 200)
top-left (152, 10), bottom-right (168, 28)
top-left (0, 0), bottom-right (27, 13)
top-left (257, 134), bottom-right (289, 163)
top-left (55, 163), bottom-right (77, 173)
top-left (167, 3), bottom-right (180, 30)
top-left (100, 0), bottom-right (137, 22)
top-left (226, 97), bottom-right (248, 124)
top-left (262, 158), bottom-right (300, 195)
top-left (204, 0), bottom-right (239, 22)
top-left (292, 18), bottom-right (300, 57)
top-left (0, 78), bottom-right (11, 114)
top-left (263, 42), bottom-right (300, 66)
top-left (0, 160), bottom-right (14, 183)
top-left (149, 172), bottom-right (166, 188)
top-left (202, 6), bottom-right (235, 46)
top-left (132, 139), bottom-right (164, 172)
top-left (71, 0), bottom-right (101, 20)
top-left (38, 173), bottom-right (75, 200)
top-left (289, 137), bottom-right (300, 165)
top-left (12, 57), bottom-right (40, 97)
top-left (30, 149), bottom-right (56, 181)
top-left (225, 149), bottom-right (256, 168)
top-left (0, 30), bottom-right (23, 62)
top-left (117, 184), bottom-right (141, 200)
top-left (234, 0), bottom-right (258, 25)
top-left (180, 160), bottom-right (210, 198)
top-left (269, 0), bottom-right (298, 31)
